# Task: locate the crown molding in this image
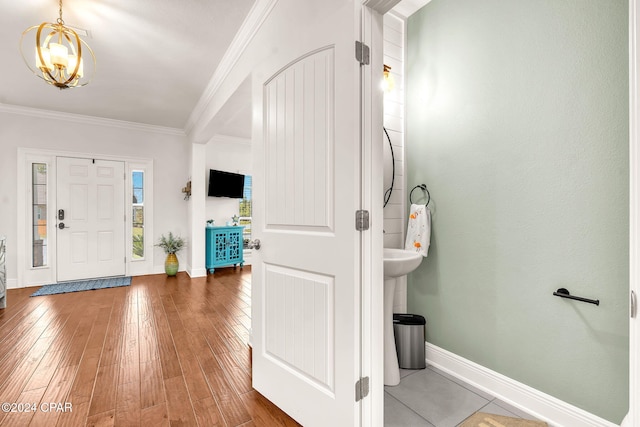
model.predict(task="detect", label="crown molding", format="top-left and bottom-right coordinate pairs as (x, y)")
top-left (184, 0), bottom-right (279, 136)
top-left (0, 103), bottom-right (185, 137)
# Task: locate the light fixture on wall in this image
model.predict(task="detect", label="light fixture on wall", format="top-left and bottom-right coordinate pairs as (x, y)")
top-left (182, 180), bottom-right (192, 200)
top-left (383, 64), bottom-right (395, 92)
top-left (19, 0), bottom-right (96, 89)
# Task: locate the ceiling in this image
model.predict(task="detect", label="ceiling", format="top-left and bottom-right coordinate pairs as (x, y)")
top-left (0, 0), bottom-right (255, 131)
top-left (0, 0), bottom-right (428, 139)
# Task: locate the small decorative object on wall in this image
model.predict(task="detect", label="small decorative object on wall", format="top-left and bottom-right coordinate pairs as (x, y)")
top-left (182, 180), bottom-right (192, 200)
top-left (155, 232), bottom-right (185, 276)
top-left (383, 64), bottom-right (395, 92)
top-left (207, 219), bottom-right (215, 227)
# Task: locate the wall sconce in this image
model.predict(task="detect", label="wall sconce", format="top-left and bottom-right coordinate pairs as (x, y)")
top-left (182, 180), bottom-right (191, 200)
top-left (383, 64), bottom-right (395, 92)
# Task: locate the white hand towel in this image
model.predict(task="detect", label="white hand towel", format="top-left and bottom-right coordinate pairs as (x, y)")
top-left (404, 204), bottom-right (431, 257)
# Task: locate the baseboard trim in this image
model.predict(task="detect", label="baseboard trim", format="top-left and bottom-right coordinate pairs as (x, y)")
top-left (6, 278), bottom-right (18, 289)
top-left (187, 267), bottom-right (207, 278)
top-left (425, 342), bottom-right (619, 427)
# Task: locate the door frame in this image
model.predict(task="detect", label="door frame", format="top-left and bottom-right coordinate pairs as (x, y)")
top-left (16, 148), bottom-right (155, 287)
top-left (628, 1), bottom-right (639, 425)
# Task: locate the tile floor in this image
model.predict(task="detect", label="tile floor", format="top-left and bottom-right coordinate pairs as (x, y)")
top-left (384, 365), bottom-right (543, 426)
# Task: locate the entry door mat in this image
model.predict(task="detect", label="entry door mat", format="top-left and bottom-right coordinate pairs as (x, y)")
top-left (30, 277), bottom-right (132, 297)
top-left (460, 412), bottom-right (548, 427)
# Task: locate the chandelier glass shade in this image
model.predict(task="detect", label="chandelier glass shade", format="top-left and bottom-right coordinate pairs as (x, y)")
top-left (20, 0), bottom-right (95, 89)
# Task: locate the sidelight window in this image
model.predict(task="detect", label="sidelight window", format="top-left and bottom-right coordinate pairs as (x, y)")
top-left (132, 171), bottom-right (145, 260)
top-left (239, 175), bottom-right (252, 248)
top-left (32, 163), bottom-right (47, 267)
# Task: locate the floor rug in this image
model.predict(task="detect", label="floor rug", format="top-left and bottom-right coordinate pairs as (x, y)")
top-left (460, 412), bottom-right (548, 427)
top-left (30, 276), bottom-right (132, 297)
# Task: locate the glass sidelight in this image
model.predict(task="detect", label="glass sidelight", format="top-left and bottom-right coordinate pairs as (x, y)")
top-left (132, 170), bottom-right (144, 259)
top-left (32, 163), bottom-right (47, 267)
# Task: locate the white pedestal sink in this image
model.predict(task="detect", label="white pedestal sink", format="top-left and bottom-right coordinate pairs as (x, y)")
top-left (383, 248), bottom-right (423, 386)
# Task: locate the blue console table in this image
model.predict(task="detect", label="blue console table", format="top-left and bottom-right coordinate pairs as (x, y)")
top-left (205, 226), bottom-right (245, 274)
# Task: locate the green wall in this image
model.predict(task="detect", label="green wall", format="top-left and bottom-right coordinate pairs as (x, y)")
top-left (406, 0), bottom-right (629, 422)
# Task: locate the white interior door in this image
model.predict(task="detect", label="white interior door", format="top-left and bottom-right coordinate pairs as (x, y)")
top-left (56, 157), bottom-right (125, 282)
top-left (251, 1), bottom-right (365, 426)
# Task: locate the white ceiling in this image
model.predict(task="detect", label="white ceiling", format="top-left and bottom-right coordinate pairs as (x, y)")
top-left (0, 0), bottom-right (428, 139)
top-left (0, 0), bottom-right (255, 130)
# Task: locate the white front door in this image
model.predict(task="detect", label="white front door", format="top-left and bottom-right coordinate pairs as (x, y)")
top-left (56, 157), bottom-right (125, 282)
top-left (250, 1), bottom-right (365, 426)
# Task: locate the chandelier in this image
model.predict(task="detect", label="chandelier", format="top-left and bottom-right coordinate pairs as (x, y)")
top-left (20, 0), bottom-right (95, 89)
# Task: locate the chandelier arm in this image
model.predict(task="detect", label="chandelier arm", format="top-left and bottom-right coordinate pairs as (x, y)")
top-left (59, 29), bottom-right (82, 86)
top-left (19, 25), bottom-right (41, 74)
top-left (74, 37), bottom-right (96, 87)
top-left (35, 23), bottom-right (59, 85)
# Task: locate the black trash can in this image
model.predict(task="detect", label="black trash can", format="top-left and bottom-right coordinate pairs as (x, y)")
top-left (393, 313), bottom-right (426, 369)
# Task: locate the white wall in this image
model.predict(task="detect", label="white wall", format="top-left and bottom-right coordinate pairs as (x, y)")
top-left (0, 107), bottom-right (189, 284)
top-left (383, 13), bottom-right (407, 312)
top-left (205, 135), bottom-right (252, 225)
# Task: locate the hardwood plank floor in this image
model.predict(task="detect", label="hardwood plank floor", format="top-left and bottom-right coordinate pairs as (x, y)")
top-left (0, 268), bottom-right (300, 427)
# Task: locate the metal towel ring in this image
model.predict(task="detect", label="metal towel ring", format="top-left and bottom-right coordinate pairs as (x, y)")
top-left (409, 184), bottom-right (430, 206)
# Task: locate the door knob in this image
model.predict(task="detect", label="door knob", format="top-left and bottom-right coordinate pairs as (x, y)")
top-left (247, 239), bottom-right (261, 250)
top-left (58, 222), bottom-right (67, 229)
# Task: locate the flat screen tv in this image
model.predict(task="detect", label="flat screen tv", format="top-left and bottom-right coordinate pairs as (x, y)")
top-left (208, 169), bottom-right (245, 199)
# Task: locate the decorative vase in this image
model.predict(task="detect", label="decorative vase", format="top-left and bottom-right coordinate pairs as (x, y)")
top-left (165, 253), bottom-right (179, 276)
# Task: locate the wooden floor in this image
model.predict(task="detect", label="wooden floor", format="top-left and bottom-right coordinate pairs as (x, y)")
top-left (0, 267), bottom-right (300, 426)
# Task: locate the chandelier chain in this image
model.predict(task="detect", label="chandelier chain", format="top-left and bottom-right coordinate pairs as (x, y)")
top-left (57, 0), bottom-right (64, 25)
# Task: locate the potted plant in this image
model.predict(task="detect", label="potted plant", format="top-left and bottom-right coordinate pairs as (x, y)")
top-left (206, 219), bottom-right (215, 227)
top-left (156, 232), bottom-right (185, 276)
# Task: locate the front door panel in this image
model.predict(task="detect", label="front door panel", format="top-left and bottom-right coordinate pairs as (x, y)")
top-left (57, 157), bottom-right (125, 281)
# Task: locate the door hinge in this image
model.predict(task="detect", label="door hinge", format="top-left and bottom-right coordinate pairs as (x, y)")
top-left (355, 377), bottom-right (369, 402)
top-left (355, 210), bottom-right (370, 231)
top-left (632, 290), bottom-right (637, 319)
top-left (355, 41), bottom-right (370, 65)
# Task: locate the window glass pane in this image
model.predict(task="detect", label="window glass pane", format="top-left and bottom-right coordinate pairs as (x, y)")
top-left (133, 171), bottom-right (143, 188)
top-left (133, 227), bottom-right (144, 260)
top-left (32, 164), bottom-right (47, 184)
top-left (132, 206), bottom-right (144, 227)
top-left (33, 205), bottom-right (47, 223)
top-left (33, 184), bottom-right (47, 204)
top-left (132, 171), bottom-right (144, 260)
top-left (239, 175), bottom-right (252, 248)
top-left (32, 163), bottom-right (47, 267)
top-left (133, 188), bottom-right (144, 204)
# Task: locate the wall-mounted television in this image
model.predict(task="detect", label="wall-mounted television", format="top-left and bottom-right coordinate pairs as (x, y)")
top-left (208, 169), bottom-right (245, 199)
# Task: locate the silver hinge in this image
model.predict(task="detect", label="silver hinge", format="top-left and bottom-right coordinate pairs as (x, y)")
top-left (632, 290), bottom-right (637, 318)
top-left (355, 377), bottom-right (370, 402)
top-left (355, 41), bottom-right (370, 65)
top-left (355, 210), bottom-right (370, 231)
